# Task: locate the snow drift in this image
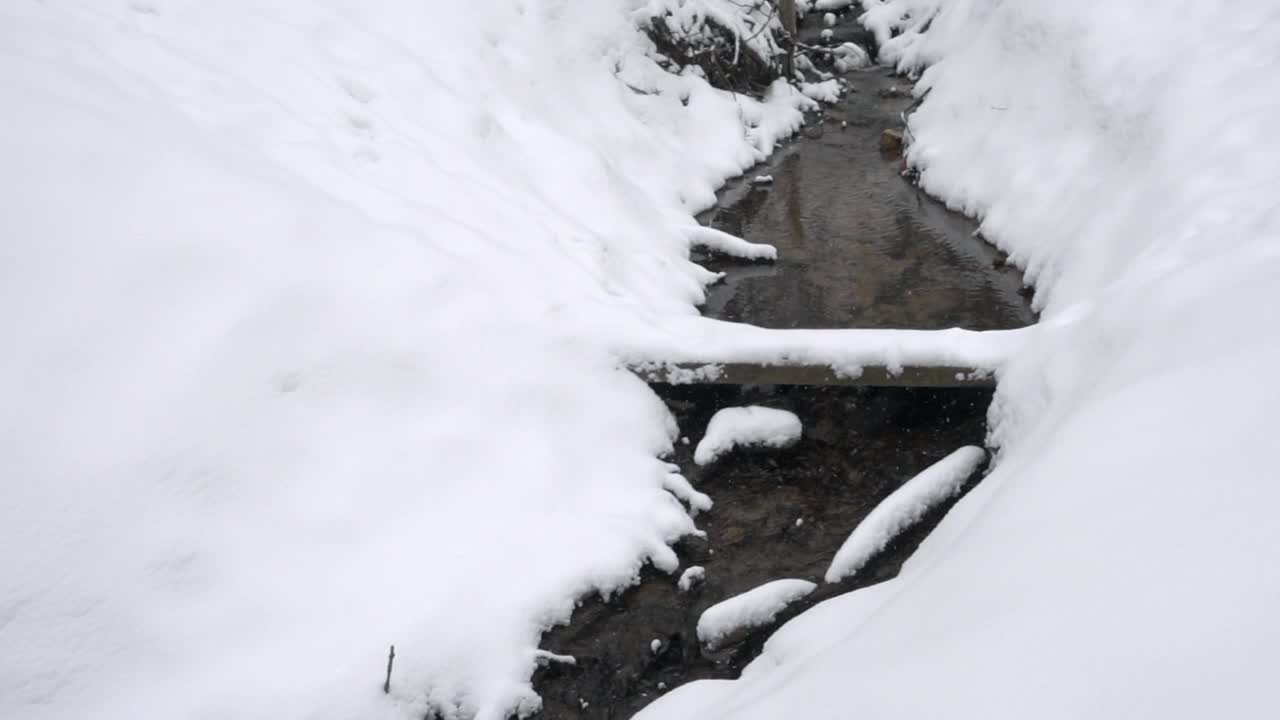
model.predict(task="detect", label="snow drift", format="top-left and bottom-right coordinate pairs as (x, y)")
top-left (641, 0), bottom-right (1280, 718)
top-left (0, 2), bottom-right (811, 719)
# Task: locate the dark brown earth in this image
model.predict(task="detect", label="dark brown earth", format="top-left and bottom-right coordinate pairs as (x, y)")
top-left (530, 13), bottom-right (1033, 720)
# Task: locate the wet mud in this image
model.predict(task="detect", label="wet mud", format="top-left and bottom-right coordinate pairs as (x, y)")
top-left (531, 16), bottom-right (1034, 720)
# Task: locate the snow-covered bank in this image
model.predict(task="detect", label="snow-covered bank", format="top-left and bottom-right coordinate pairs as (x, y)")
top-left (0, 2), bottom-right (812, 719)
top-left (641, 0), bottom-right (1280, 718)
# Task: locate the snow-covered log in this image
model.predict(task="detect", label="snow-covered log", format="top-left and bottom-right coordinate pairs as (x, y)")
top-left (625, 319), bottom-right (1034, 387)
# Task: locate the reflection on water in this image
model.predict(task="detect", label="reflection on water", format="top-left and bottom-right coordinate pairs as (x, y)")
top-left (699, 71), bottom-right (1034, 332)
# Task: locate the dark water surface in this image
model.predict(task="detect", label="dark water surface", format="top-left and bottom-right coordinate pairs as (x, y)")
top-left (531, 25), bottom-right (1034, 720)
top-left (697, 72), bottom-right (1033, 331)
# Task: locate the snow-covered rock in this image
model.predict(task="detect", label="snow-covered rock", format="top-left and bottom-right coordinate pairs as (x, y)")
top-left (678, 565), bottom-right (707, 591)
top-left (825, 446), bottom-right (985, 582)
top-left (696, 579), bottom-right (817, 651)
top-left (801, 79), bottom-right (842, 103)
top-left (694, 406), bottom-right (802, 466)
top-left (685, 225), bottom-right (779, 261)
top-left (832, 42), bottom-right (871, 72)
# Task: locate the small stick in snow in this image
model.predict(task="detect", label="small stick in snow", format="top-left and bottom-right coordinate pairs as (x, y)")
top-left (383, 644), bottom-right (395, 694)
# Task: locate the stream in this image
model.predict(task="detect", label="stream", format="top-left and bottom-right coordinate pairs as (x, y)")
top-left (531, 17), bottom-right (1034, 720)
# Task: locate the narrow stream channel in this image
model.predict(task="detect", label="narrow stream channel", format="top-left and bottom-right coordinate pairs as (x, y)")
top-left (531, 17), bottom-right (1034, 720)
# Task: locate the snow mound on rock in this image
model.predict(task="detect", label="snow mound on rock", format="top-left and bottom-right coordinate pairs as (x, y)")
top-left (697, 579), bottom-right (817, 651)
top-left (694, 406), bottom-right (802, 465)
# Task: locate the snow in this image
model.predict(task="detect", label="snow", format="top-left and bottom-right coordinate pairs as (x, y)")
top-left (626, 319), bottom-right (1032, 383)
top-left (679, 565), bottom-right (707, 591)
top-left (640, 0), bottom-right (1280, 718)
top-left (664, 470), bottom-right (715, 514)
top-left (825, 446), bottom-right (985, 582)
top-left (696, 579), bottom-right (817, 651)
top-left (637, 0), bottom-right (787, 69)
top-left (686, 225), bottom-right (779, 260)
top-left (801, 79), bottom-right (842, 104)
top-left (694, 406), bottom-right (803, 466)
top-left (832, 43), bottom-right (872, 73)
top-left (823, 13), bottom-right (838, 27)
top-left (0, 2), bottom-right (812, 719)
top-left (532, 650), bottom-right (577, 668)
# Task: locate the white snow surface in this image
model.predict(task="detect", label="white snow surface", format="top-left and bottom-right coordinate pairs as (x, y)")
top-left (694, 406), bottom-right (803, 466)
top-left (825, 446), bottom-right (984, 582)
top-left (641, 0), bottom-right (1280, 718)
top-left (0, 2), bottom-right (812, 719)
top-left (800, 79), bottom-right (842, 104)
top-left (685, 225), bottom-right (778, 260)
top-left (627, 318), bottom-right (1031, 382)
top-left (696, 579), bottom-right (816, 650)
top-left (832, 43), bottom-right (872, 73)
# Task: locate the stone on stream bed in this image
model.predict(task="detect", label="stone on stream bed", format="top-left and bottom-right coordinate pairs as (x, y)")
top-left (880, 127), bottom-right (905, 155)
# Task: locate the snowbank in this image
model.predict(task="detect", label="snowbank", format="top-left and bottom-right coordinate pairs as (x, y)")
top-left (694, 406), bottom-right (803, 465)
top-left (825, 446), bottom-right (984, 582)
top-left (696, 579), bottom-right (817, 651)
top-left (0, 2), bottom-right (810, 719)
top-left (641, 0), bottom-right (1280, 718)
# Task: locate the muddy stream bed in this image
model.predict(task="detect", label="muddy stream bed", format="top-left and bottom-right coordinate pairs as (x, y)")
top-left (531, 21), bottom-right (1035, 720)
